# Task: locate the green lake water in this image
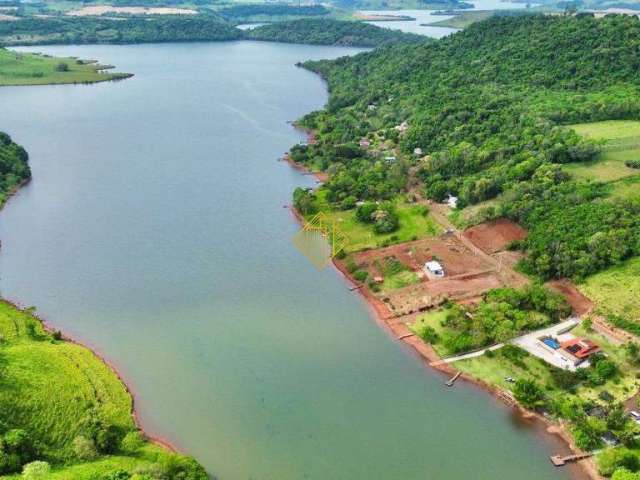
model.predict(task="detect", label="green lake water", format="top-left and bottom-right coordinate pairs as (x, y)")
top-left (0, 42), bottom-right (579, 479)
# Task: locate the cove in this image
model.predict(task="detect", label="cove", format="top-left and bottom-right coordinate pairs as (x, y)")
top-left (0, 41), bottom-right (576, 479)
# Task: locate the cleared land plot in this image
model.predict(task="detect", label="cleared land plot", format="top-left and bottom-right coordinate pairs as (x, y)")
top-left (463, 218), bottom-right (527, 254)
top-left (67, 5), bottom-right (197, 16)
top-left (547, 279), bottom-right (594, 316)
top-left (349, 235), bottom-right (501, 315)
top-left (318, 201), bottom-right (438, 253)
top-left (579, 257), bottom-right (640, 322)
top-left (565, 120), bottom-right (640, 182)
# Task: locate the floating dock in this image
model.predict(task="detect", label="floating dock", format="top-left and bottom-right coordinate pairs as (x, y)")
top-left (550, 453), bottom-right (592, 466)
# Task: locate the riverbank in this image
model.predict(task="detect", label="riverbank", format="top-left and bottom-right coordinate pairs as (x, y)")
top-left (0, 135), bottom-right (206, 477)
top-left (286, 129), bottom-right (599, 480)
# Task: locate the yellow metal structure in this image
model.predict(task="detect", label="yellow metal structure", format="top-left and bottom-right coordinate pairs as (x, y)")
top-left (302, 212), bottom-right (348, 258)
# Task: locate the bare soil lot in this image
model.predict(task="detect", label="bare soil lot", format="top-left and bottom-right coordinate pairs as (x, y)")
top-left (347, 235), bottom-right (503, 316)
top-left (463, 218), bottom-right (527, 254)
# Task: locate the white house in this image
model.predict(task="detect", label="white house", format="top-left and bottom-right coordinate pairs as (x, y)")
top-left (446, 194), bottom-right (458, 209)
top-left (424, 260), bottom-right (445, 278)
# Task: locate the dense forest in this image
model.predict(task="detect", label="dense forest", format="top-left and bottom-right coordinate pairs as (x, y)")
top-left (246, 18), bottom-right (426, 47)
top-left (0, 16), bottom-right (242, 46)
top-left (0, 132), bottom-right (30, 207)
top-left (294, 14), bottom-right (640, 280)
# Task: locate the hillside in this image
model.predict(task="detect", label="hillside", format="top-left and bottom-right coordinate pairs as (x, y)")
top-left (293, 13), bottom-right (640, 280)
top-left (0, 15), bottom-right (242, 46)
top-left (245, 18), bottom-right (427, 47)
top-left (0, 300), bottom-right (207, 478)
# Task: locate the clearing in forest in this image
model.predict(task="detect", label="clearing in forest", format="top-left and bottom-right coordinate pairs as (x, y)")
top-left (564, 120), bottom-right (640, 183)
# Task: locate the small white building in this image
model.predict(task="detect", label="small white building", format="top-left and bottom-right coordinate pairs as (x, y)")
top-left (424, 260), bottom-right (445, 278)
top-left (446, 194), bottom-right (458, 209)
top-left (413, 147), bottom-right (423, 156)
top-left (394, 121), bottom-right (409, 132)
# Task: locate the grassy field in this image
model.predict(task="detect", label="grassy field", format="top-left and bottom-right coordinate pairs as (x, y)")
top-left (565, 120), bottom-right (640, 183)
top-left (579, 257), bottom-right (640, 323)
top-left (0, 48), bottom-right (131, 86)
top-left (314, 196), bottom-right (439, 253)
top-left (426, 10), bottom-right (495, 29)
top-left (0, 300), bottom-right (205, 478)
top-left (410, 309), bottom-right (450, 356)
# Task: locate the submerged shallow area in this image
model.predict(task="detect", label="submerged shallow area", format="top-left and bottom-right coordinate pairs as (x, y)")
top-left (0, 41), bottom-right (574, 479)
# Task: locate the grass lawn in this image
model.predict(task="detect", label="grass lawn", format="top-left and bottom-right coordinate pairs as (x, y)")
top-left (579, 257), bottom-right (640, 323)
top-left (410, 309), bottom-right (450, 357)
top-left (608, 175), bottom-right (640, 201)
top-left (565, 120), bottom-right (640, 182)
top-left (314, 196), bottom-right (438, 253)
top-left (0, 48), bottom-right (131, 86)
top-left (382, 270), bottom-right (420, 291)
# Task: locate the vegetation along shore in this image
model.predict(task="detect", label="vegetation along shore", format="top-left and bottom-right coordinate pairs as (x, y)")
top-left (289, 13), bottom-right (640, 480)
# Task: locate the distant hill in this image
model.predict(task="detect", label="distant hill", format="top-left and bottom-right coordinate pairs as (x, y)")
top-left (245, 18), bottom-right (427, 47)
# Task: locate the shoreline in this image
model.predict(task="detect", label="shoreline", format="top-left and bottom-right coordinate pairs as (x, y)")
top-left (287, 132), bottom-right (599, 480)
top-left (0, 296), bottom-right (182, 455)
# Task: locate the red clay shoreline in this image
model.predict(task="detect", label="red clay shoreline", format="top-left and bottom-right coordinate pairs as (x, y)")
top-left (0, 296), bottom-right (182, 455)
top-left (287, 135), bottom-right (599, 480)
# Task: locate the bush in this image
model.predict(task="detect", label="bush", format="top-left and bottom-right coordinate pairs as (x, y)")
top-left (600, 448), bottom-right (640, 476)
top-left (373, 205), bottom-right (399, 234)
top-left (513, 379), bottom-right (546, 409)
top-left (353, 270), bottom-right (368, 283)
top-left (73, 435), bottom-right (97, 461)
top-left (355, 202), bottom-right (377, 223)
top-left (55, 62), bottom-right (69, 72)
top-left (120, 431), bottom-right (144, 454)
top-left (420, 326), bottom-right (439, 344)
top-left (625, 160), bottom-right (640, 169)
top-left (21, 461), bottom-right (50, 480)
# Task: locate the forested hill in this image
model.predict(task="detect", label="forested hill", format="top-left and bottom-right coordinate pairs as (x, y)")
top-left (0, 132), bottom-right (30, 206)
top-left (294, 14), bottom-right (640, 280)
top-left (245, 19), bottom-right (427, 47)
top-left (0, 16), bottom-right (243, 46)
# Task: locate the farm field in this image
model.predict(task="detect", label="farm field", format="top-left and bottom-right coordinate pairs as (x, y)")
top-left (565, 120), bottom-right (640, 182)
top-left (579, 257), bottom-right (640, 323)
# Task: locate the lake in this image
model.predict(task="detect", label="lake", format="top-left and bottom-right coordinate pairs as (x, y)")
top-left (0, 41), bottom-right (578, 479)
top-left (363, 0), bottom-right (534, 36)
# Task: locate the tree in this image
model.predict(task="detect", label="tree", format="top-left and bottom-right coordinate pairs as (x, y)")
top-left (55, 62), bottom-right (69, 72)
top-left (513, 379), bottom-right (545, 409)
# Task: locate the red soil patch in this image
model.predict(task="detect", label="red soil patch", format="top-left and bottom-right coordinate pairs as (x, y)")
top-left (349, 235), bottom-right (504, 317)
top-left (547, 279), bottom-right (595, 316)
top-left (463, 218), bottom-right (527, 254)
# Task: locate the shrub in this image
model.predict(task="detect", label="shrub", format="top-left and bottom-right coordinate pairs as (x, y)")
top-left (420, 326), bottom-right (439, 344)
top-left (355, 202), bottom-right (377, 223)
top-left (600, 448), bottom-right (640, 476)
top-left (21, 461), bottom-right (50, 480)
top-left (55, 62), bottom-right (69, 72)
top-left (513, 379), bottom-right (546, 409)
top-left (353, 270), bottom-right (368, 283)
top-left (73, 435), bottom-right (97, 461)
top-left (120, 431), bottom-right (144, 454)
top-left (625, 160), bottom-right (640, 169)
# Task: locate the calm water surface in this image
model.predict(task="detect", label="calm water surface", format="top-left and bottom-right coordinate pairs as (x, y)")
top-left (0, 42), bottom-right (576, 479)
top-left (364, 0), bottom-right (534, 36)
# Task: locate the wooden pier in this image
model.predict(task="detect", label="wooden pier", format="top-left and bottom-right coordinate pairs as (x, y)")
top-left (445, 371), bottom-right (461, 387)
top-left (397, 333), bottom-right (415, 341)
top-left (550, 453), bottom-right (592, 466)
